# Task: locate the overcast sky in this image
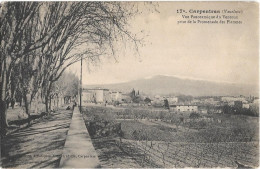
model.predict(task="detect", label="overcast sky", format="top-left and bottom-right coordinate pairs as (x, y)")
top-left (68, 2), bottom-right (259, 86)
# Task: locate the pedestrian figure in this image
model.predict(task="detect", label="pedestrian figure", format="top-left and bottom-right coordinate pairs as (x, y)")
top-left (72, 101), bottom-right (77, 110)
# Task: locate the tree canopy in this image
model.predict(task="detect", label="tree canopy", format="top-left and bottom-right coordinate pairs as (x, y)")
top-left (1, 2), bottom-right (151, 135)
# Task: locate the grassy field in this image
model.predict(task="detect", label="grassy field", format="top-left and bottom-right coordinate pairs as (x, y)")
top-left (81, 105), bottom-right (259, 168)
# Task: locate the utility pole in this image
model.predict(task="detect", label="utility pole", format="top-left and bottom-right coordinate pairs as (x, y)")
top-left (80, 56), bottom-right (82, 112)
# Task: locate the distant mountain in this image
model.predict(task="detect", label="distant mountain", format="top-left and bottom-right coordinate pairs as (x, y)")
top-left (84, 75), bottom-right (259, 97)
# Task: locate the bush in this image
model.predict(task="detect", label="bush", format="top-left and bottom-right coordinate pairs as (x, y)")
top-left (189, 112), bottom-right (200, 119)
top-left (198, 121), bottom-right (207, 129)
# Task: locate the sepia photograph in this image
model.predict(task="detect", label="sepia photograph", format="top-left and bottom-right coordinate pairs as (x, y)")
top-left (0, 1), bottom-right (259, 168)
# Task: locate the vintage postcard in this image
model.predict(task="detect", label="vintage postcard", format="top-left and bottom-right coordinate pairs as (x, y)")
top-left (0, 1), bottom-right (259, 168)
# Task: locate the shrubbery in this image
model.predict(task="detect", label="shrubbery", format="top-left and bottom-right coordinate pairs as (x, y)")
top-left (189, 112), bottom-right (201, 119)
top-left (222, 105), bottom-right (258, 117)
top-left (82, 106), bottom-right (258, 143)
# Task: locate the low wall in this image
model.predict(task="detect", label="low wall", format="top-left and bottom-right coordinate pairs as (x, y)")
top-left (59, 107), bottom-right (101, 168)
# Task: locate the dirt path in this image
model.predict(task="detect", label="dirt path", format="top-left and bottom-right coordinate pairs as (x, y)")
top-left (1, 107), bottom-right (73, 168)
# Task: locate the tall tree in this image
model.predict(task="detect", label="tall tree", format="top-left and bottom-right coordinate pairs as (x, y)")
top-left (1, 2), bottom-right (149, 135)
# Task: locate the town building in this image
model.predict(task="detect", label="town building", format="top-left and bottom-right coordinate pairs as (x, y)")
top-left (221, 96), bottom-right (249, 107)
top-left (122, 94), bottom-right (132, 103)
top-left (170, 105), bottom-right (198, 112)
top-left (110, 91), bottom-right (123, 102)
top-left (167, 97), bottom-right (178, 105)
top-left (82, 88), bottom-right (109, 104)
top-left (221, 96), bottom-right (247, 103)
top-left (242, 103), bottom-right (250, 109)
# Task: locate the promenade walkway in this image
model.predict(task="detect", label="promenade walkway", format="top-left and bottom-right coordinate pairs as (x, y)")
top-left (1, 107), bottom-right (73, 168)
top-left (59, 107), bottom-right (101, 168)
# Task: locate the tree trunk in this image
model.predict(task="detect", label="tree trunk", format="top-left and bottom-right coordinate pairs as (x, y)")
top-left (0, 100), bottom-right (8, 137)
top-left (23, 93), bottom-right (31, 126)
top-left (44, 82), bottom-right (53, 114)
top-left (49, 97), bottom-right (51, 112)
top-left (0, 63), bottom-right (8, 137)
top-left (20, 98), bottom-right (22, 107)
top-left (44, 85), bottom-right (52, 114)
top-left (45, 96), bottom-right (49, 114)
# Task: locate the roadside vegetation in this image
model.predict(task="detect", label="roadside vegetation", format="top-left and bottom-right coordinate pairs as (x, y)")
top-left (1, 1), bottom-right (145, 136)
top-left (82, 105), bottom-right (259, 168)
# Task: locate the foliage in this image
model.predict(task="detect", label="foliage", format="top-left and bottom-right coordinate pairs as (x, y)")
top-left (222, 105), bottom-right (258, 117)
top-left (177, 95), bottom-right (193, 103)
top-left (132, 96), bottom-right (143, 103)
top-left (1, 2), bottom-right (148, 132)
top-left (163, 99), bottom-right (169, 109)
top-left (82, 106), bottom-right (258, 143)
top-left (144, 97), bottom-right (152, 103)
top-left (54, 72), bottom-right (79, 97)
top-left (83, 106), bottom-right (259, 168)
top-left (189, 112), bottom-right (201, 119)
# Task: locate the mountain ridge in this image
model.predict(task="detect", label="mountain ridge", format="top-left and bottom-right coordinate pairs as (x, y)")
top-left (84, 75), bottom-right (259, 97)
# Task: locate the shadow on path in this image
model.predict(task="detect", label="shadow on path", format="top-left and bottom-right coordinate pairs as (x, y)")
top-left (1, 107), bottom-right (73, 168)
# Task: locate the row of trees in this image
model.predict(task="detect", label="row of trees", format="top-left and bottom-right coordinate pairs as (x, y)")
top-left (1, 2), bottom-right (145, 136)
top-left (6, 71), bottom-right (79, 111)
top-left (222, 104), bottom-right (259, 116)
